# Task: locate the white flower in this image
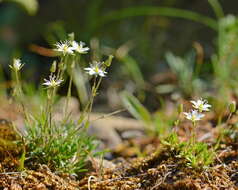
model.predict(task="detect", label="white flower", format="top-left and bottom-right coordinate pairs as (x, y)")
top-left (9, 59), bottom-right (24, 71)
top-left (71, 41), bottom-right (89, 54)
top-left (55, 41), bottom-right (74, 55)
top-left (84, 62), bottom-right (107, 77)
top-left (184, 110), bottom-right (204, 122)
top-left (42, 75), bottom-right (63, 88)
top-left (190, 99), bottom-right (211, 112)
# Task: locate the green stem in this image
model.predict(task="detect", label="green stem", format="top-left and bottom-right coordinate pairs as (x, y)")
top-left (191, 121), bottom-right (196, 145)
top-left (84, 76), bottom-right (97, 123)
top-left (89, 77), bottom-right (100, 112)
top-left (77, 75), bottom-right (103, 130)
top-left (14, 70), bottom-right (21, 96)
top-left (18, 138), bottom-right (26, 171)
top-left (64, 68), bottom-right (73, 120)
top-left (58, 55), bottom-right (68, 82)
top-left (44, 88), bottom-right (54, 138)
top-left (215, 112), bottom-right (233, 150)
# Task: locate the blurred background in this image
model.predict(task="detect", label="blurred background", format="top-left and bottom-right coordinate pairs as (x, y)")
top-left (0, 0), bottom-right (238, 112)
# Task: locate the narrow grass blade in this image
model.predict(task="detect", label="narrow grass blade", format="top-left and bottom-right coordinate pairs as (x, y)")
top-left (121, 91), bottom-right (152, 126)
top-left (120, 55), bottom-right (145, 88)
top-left (208, 0), bottom-right (224, 19)
top-left (95, 6), bottom-right (217, 31)
top-left (71, 64), bottom-right (89, 106)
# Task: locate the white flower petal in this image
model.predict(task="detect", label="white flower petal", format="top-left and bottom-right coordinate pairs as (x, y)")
top-left (84, 62), bottom-right (107, 77)
top-left (42, 75), bottom-right (63, 88)
top-left (184, 110), bottom-right (204, 122)
top-left (191, 98), bottom-right (211, 112)
top-left (71, 40), bottom-right (89, 54)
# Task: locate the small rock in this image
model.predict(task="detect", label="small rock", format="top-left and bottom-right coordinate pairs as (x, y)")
top-left (10, 183), bottom-right (22, 190)
top-left (121, 130), bottom-right (144, 139)
top-left (89, 157), bottom-right (116, 171)
top-left (34, 183), bottom-right (47, 190)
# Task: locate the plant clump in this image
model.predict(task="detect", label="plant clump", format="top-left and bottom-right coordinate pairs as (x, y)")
top-left (8, 34), bottom-right (113, 175)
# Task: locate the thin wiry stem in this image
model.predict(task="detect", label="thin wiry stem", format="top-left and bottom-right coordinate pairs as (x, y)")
top-left (64, 68), bottom-right (73, 120)
top-left (191, 121), bottom-right (197, 145)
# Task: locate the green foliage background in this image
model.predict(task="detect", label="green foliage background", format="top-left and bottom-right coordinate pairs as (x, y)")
top-left (0, 0), bottom-right (237, 103)
top-left (0, 1), bottom-right (222, 66)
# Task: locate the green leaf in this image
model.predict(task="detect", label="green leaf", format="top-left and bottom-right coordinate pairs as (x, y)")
top-left (121, 91), bottom-right (152, 126)
top-left (94, 6), bottom-right (217, 31)
top-left (71, 64), bottom-right (89, 106)
top-left (4, 0), bottom-right (38, 15)
top-left (208, 0), bottom-right (224, 19)
top-left (120, 55), bottom-right (145, 88)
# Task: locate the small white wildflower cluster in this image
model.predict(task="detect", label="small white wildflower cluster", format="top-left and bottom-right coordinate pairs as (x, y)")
top-left (184, 98), bottom-right (211, 123)
top-left (184, 110), bottom-right (204, 123)
top-left (71, 41), bottom-right (89, 54)
top-left (84, 61), bottom-right (107, 77)
top-left (10, 35), bottom-right (110, 98)
top-left (43, 75), bottom-right (63, 89)
top-left (43, 37), bottom-right (108, 89)
top-left (9, 59), bottom-right (24, 71)
top-left (54, 39), bottom-right (107, 77)
top-left (55, 40), bottom-right (89, 56)
top-left (190, 99), bottom-right (211, 112)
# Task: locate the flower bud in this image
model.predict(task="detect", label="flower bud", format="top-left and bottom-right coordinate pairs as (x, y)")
top-left (174, 119), bottom-right (180, 126)
top-left (229, 101), bottom-right (236, 113)
top-left (50, 61), bottom-right (57, 73)
top-left (59, 62), bottom-right (65, 70)
top-left (68, 33), bottom-right (75, 41)
top-left (104, 55), bottom-right (114, 67)
top-left (177, 103), bottom-right (183, 114)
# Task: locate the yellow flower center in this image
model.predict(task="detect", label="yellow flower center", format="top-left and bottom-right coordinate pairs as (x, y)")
top-left (94, 66), bottom-right (99, 73)
top-left (198, 104), bottom-right (203, 112)
top-left (63, 46), bottom-right (68, 51)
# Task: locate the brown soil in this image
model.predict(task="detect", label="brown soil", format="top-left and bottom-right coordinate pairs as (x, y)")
top-left (77, 140), bottom-right (238, 190)
top-left (0, 138), bottom-right (237, 190)
top-left (0, 99), bottom-right (237, 190)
